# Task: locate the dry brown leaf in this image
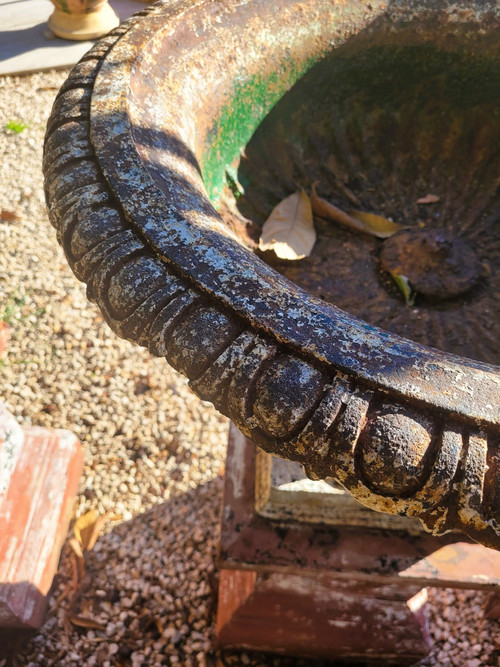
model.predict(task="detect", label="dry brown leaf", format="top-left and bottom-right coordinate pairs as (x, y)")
top-left (73, 510), bottom-right (98, 550)
top-left (259, 190), bottom-right (316, 260)
top-left (348, 210), bottom-right (405, 238)
top-left (69, 615), bottom-right (106, 630)
top-left (70, 548), bottom-right (85, 587)
top-left (86, 508), bottom-right (115, 551)
top-left (311, 183), bottom-right (367, 234)
top-left (70, 551), bottom-right (80, 590)
top-left (416, 193), bottom-right (440, 204)
top-left (81, 598), bottom-right (94, 617)
top-left (68, 536), bottom-right (84, 559)
top-left (0, 209), bottom-right (21, 223)
top-left (62, 612), bottom-right (74, 637)
top-left (73, 508), bottom-right (114, 552)
top-left (311, 183), bottom-right (404, 238)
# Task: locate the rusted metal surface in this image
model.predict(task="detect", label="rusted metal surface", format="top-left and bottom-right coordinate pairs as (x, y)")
top-left (43, 0), bottom-right (500, 549)
top-left (379, 230), bottom-right (483, 300)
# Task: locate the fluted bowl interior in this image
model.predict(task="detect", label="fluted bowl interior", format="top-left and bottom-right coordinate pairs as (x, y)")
top-left (223, 22), bottom-right (499, 365)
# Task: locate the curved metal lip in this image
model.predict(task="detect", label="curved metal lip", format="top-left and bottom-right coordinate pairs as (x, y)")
top-left (90, 0), bottom-right (499, 427)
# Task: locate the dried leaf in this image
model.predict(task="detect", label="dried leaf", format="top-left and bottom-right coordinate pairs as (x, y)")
top-left (70, 548), bottom-right (85, 586)
top-left (73, 508), bottom-right (114, 552)
top-left (62, 612), bottom-right (74, 637)
top-left (0, 209), bottom-right (21, 223)
top-left (70, 550), bottom-right (80, 588)
top-left (69, 615), bottom-right (106, 630)
top-left (134, 379), bottom-right (151, 395)
top-left (311, 183), bottom-right (367, 234)
top-left (73, 510), bottom-right (98, 550)
top-left (417, 193), bottom-right (440, 204)
top-left (348, 210), bottom-right (405, 238)
top-left (68, 536), bottom-right (83, 559)
top-left (78, 600), bottom-right (92, 619)
top-left (259, 190), bottom-right (316, 260)
top-left (391, 274), bottom-right (416, 306)
top-left (311, 184), bottom-right (404, 238)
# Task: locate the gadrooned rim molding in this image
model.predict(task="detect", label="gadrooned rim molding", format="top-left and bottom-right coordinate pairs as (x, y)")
top-left (43, 0), bottom-right (500, 549)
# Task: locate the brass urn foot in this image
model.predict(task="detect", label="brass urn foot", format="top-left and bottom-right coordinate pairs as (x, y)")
top-left (48, 2), bottom-right (119, 41)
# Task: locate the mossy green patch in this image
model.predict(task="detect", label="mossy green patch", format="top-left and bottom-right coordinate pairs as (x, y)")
top-left (201, 58), bottom-right (318, 204)
top-left (200, 39), bottom-right (500, 206)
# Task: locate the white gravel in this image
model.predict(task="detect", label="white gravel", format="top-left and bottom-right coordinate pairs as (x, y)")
top-left (0, 69), bottom-right (498, 666)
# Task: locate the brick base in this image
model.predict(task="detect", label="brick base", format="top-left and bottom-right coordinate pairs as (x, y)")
top-left (216, 568), bottom-right (430, 664)
top-left (0, 404), bottom-right (83, 628)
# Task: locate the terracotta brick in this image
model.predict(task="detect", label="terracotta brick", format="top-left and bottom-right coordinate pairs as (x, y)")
top-left (0, 404), bottom-right (83, 628)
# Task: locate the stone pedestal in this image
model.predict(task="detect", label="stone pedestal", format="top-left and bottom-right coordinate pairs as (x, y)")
top-left (217, 424), bottom-right (500, 662)
top-left (217, 569), bottom-right (429, 664)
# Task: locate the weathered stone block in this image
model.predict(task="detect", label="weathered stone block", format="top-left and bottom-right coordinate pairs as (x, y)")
top-left (0, 404), bottom-right (83, 628)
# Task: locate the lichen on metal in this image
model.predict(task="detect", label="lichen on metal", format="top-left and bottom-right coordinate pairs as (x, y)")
top-left (43, 0), bottom-right (500, 550)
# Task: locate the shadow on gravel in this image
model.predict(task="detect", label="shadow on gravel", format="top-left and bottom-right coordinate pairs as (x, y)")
top-left (9, 477), bottom-right (366, 666)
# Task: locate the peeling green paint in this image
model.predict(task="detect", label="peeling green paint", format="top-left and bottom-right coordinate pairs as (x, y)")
top-left (201, 57), bottom-right (319, 204)
top-left (201, 34), bottom-right (500, 206)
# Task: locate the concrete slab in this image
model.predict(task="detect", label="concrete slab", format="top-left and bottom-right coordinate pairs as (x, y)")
top-left (0, 0), bottom-right (146, 76)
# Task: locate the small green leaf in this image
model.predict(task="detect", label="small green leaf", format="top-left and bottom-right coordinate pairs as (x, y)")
top-left (391, 274), bottom-right (416, 306)
top-left (5, 120), bottom-right (28, 134)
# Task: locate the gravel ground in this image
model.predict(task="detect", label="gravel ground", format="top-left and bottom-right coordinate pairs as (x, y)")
top-left (0, 69), bottom-right (498, 667)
